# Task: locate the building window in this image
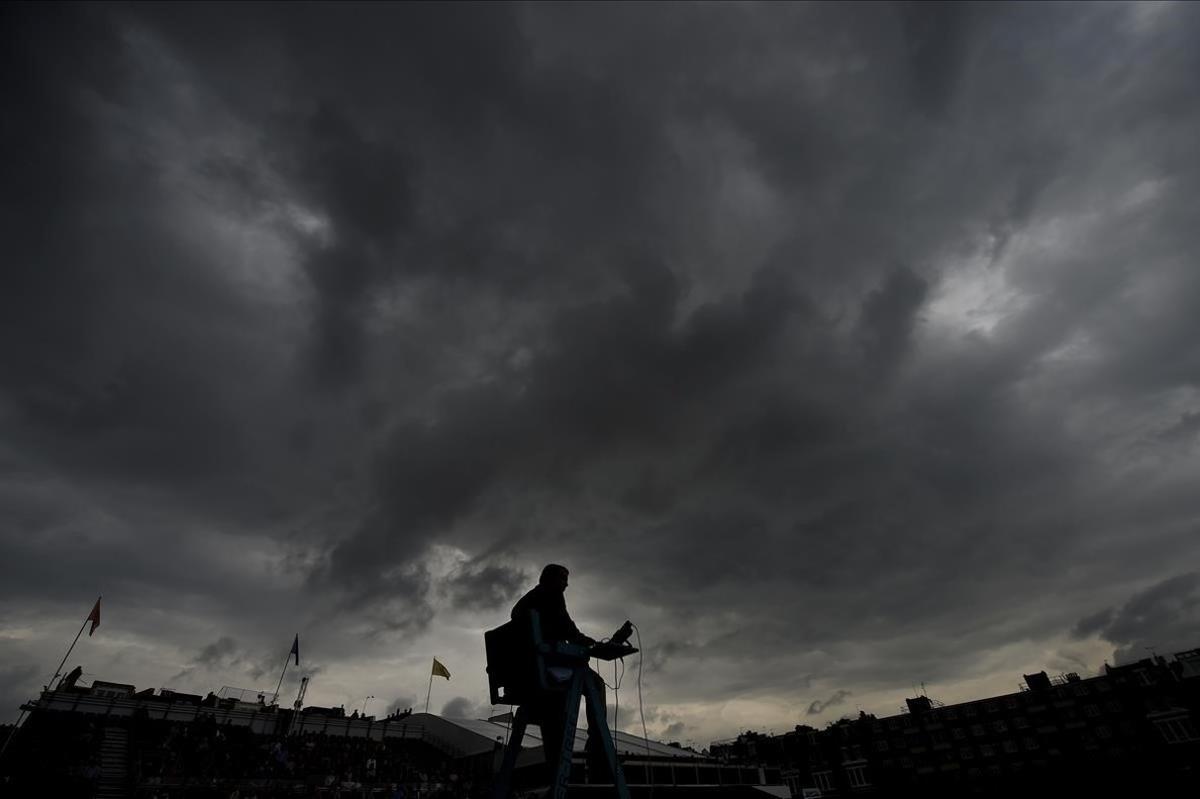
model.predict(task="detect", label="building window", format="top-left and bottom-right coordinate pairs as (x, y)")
top-left (1013, 716), bottom-right (1029, 729)
top-left (964, 706), bottom-right (977, 718)
top-left (846, 765), bottom-right (871, 788)
top-left (1003, 740), bottom-right (1019, 754)
top-left (1155, 718), bottom-right (1200, 744)
top-left (1024, 737), bottom-right (1040, 751)
top-left (943, 708), bottom-right (958, 720)
top-left (1096, 726), bottom-right (1112, 740)
top-left (813, 772), bottom-right (833, 793)
top-left (1084, 704), bottom-right (1101, 718)
top-left (1105, 700), bottom-right (1122, 713)
top-left (980, 744), bottom-right (995, 757)
top-left (971, 724), bottom-right (985, 737)
top-left (1006, 696), bottom-right (1019, 709)
top-left (960, 746), bottom-right (974, 760)
top-left (993, 721), bottom-right (1007, 733)
top-left (875, 740), bottom-right (889, 753)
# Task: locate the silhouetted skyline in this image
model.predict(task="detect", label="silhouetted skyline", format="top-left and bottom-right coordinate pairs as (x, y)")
top-left (3, 2), bottom-right (1200, 745)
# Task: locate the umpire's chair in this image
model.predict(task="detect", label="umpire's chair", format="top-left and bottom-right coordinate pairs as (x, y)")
top-left (485, 611), bottom-right (632, 799)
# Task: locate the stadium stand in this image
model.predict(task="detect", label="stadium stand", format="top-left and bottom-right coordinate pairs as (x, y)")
top-left (0, 681), bottom-right (785, 798)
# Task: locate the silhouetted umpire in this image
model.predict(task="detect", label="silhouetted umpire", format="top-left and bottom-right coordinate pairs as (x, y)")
top-left (511, 564), bottom-right (607, 778)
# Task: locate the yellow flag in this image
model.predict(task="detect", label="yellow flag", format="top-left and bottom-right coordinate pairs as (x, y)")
top-left (431, 657), bottom-right (451, 680)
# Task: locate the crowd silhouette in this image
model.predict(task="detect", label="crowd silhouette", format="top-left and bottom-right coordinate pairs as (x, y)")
top-left (2, 709), bottom-right (486, 799)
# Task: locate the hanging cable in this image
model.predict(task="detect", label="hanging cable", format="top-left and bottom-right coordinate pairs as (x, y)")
top-left (633, 622), bottom-right (652, 799)
top-left (595, 633), bottom-right (627, 733)
top-left (613, 658), bottom-right (620, 733)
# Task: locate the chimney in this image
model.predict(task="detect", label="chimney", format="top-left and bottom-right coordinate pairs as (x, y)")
top-left (1023, 672), bottom-right (1052, 692)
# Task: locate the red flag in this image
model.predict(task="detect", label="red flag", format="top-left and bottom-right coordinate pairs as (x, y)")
top-left (86, 598), bottom-right (101, 636)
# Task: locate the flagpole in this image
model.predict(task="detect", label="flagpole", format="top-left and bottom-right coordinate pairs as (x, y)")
top-left (272, 658), bottom-right (290, 705)
top-left (0, 710), bottom-right (26, 760)
top-left (425, 669), bottom-right (434, 714)
top-left (4, 596), bottom-right (100, 761)
top-left (48, 595), bottom-right (100, 692)
top-left (271, 638), bottom-right (294, 705)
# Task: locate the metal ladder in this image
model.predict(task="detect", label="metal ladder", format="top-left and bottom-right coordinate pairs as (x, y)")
top-left (492, 668), bottom-right (630, 799)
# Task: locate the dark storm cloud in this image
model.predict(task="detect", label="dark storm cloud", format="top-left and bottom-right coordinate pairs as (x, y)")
top-left (807, 690), bottom-right (852, 717)
top-left (441, 561), bottom-right (529, 613)
top-left (1072, 609), bottom-right (1115, 640)
top-left (661, 721), bottom-right (687, 741)
top-left (0, 665), bottom-right (40, 722)
top-left (323, 260), bottom-right (807, 603)
top-left (857, 267), bottom-right (930, 372)
top-left (899, 1), bottom-right (971, 116)
top-left (1073, 573), bottom-right (1200, 665)
top-left (441, 696), bottom-right (490, 720)
top-left (195, 637), bottom-right (240, 669)
top-left (1157, 411), bottom-right (1200, 442)
top-left (169, 636), bottom-right (243, 685)
top-left (0, 4), bottom-right (318, 535)
top-left (170, 636), bottom-right (310, 686)
top-left (4, 1), bottom-right (1200, 739)
top-left (291, 102), bottom-right (414, 387)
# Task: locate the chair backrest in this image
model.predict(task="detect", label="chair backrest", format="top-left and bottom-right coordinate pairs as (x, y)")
top-left (484, 610), bottom-right (547, 707)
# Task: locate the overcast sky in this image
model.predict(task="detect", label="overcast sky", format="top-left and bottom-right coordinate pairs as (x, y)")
top-left (3, 1), bottom-right (1200, 746)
